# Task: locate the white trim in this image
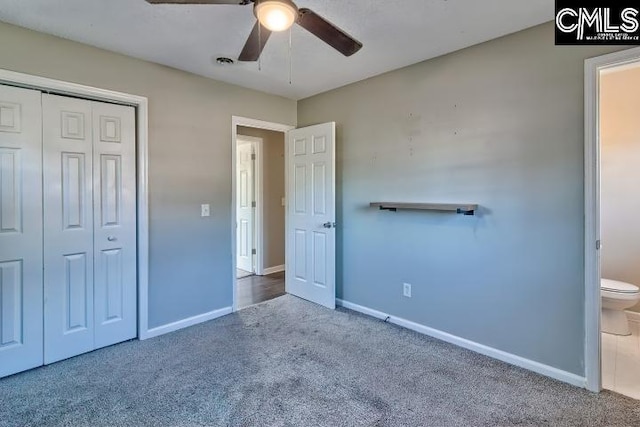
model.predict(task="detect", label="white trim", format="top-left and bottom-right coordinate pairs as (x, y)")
top-left (0, 69), bottom-right (152, 341)
top-left (626, 310), bottom-right (640, 324)
top-left (0, 69), bottom-right (147, 106)
top-left (337, 299), bottom-right (586, 388)
top-left (144, 306), bottom-right (233, 339)
top-left (235, 116), bottom-right (295, 133)
top-left (284, 132), bottom-right (290, 294)
top-left (584, 55), bottom-right (601, 394)
top-left (254, 138), bottom-right (264, 275)
top-left (232, 116), bottom-right (295, 312)
top-left (262, 264), bottom-right (285, 275)
top-left (584, 46), bottom-right (640, 392)
top-left (600, 60), bottom-right (640, 75)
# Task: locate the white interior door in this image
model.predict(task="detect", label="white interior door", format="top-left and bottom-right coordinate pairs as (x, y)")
top-left (286, 122), bottom-right (336, 309)
top-left (0, 85), bottom-right (44, 377)
top-left (43, 94), bottom-right (95, 364)
top-left (43, 94), bottom-right (137, 364)
top-left (237, 141), bottom-right (255, 273)
top-left (92, 101), bottom-right (137, 349)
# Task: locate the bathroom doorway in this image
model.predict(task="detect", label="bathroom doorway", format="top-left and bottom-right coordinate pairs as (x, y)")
top-left (598, 59), bottom-right (640, 399)
top-left (585, 47), bottom-right (640, 397)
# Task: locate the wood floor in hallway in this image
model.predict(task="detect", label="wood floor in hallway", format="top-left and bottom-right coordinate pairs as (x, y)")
top-left (237, 271), bottom-right (285, 309)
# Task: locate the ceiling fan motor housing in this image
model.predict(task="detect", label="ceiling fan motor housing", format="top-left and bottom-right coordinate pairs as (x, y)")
top-left (253, 0), bottom-right (299, 32)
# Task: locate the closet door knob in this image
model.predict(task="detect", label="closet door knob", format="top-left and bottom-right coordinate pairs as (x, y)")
top-left (107, 236), bottom-right (117, 242)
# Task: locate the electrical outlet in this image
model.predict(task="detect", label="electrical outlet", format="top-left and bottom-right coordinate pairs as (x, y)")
top-left (201, 204), bottom-right (210, 217)
top-left (403, 283), bottom-right (412, 298)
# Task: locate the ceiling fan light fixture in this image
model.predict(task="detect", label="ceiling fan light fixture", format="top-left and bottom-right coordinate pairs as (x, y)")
top-left (254, 0), bottom-right (298, 32)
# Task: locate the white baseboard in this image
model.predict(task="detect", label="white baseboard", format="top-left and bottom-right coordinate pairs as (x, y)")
top-left (140, 306), bottom-right (233, 340)
top-left (337, 299), bottom-right (586, 389)
top-left (626, 310), bottom-right (640, 323)
top-left (262, 264), bottom-right (285, 275)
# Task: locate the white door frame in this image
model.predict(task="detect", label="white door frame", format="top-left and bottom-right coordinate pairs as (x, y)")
top-left (0, 69), bottom-right (152, 340)
top-left (584, 46), bottom-right (640, 392)
top-left (236, 135), bottom-right (263, 274)
top-left (231, 116), bottom-right (294, 311)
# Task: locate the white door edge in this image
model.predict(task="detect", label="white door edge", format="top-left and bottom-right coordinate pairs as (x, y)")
top-left (231, 117), bottom-right (294, 312)
top-left (254, 139), bottom-right (264, 275)
top-left (583, 46), bottom-right (640, 393)
top-left (0, 68), bottom-right (151, 340)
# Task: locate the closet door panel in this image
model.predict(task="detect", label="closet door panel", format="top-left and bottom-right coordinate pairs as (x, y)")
top-left (0, 85), bottom-right (43, 378)
top-left (43, 94), bottom-right (94, 364)
top-left (92, 102), bottom-right (137, 349)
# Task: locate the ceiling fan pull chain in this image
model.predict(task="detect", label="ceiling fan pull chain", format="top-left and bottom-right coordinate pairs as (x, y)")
top-left (258, 22), bottom-right (262, 71)
top-left (288, 27), bottom-right (292, 85)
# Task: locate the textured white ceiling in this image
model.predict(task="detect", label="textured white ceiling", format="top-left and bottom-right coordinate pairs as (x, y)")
top-left (0, 0), bottom-right (553, 100)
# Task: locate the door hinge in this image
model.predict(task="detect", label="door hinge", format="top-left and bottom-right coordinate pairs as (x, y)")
top-left (252, 201), bottom-right (256, 208)
top-left (252, 248), bottom-right (257, 255)
top-left (596, 240), bottom-right (601, 250)
top-left (251, 153), bottom-right (256, 160)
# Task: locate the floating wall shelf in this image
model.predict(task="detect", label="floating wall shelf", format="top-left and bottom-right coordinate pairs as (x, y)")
top-left (370, 202), bottom-right (478, 216)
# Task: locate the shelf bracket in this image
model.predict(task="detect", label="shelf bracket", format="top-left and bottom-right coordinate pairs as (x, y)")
top-left (456, 208), bottom-right (475, 216)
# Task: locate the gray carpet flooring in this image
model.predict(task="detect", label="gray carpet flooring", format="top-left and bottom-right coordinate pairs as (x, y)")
top-left (1, 295), bottom-right (640, 427)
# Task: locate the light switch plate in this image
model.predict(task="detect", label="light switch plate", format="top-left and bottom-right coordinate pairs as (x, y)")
top-left (403, 283), bottom-right (412, 298)
top-left (201, 204), bottom-right (210, 217)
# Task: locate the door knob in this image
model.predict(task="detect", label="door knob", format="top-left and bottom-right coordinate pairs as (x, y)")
top-left (107, 236), bottom-right (117, 242)
top-left (322, 222), bottom-right (337, 229)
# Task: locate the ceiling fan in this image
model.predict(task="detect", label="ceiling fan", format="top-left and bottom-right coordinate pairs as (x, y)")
top-left (145, 0), bottom-right (363, 61)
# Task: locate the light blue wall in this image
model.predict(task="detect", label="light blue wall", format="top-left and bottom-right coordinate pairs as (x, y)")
top-left (298, 23), bottom-right (622, 375)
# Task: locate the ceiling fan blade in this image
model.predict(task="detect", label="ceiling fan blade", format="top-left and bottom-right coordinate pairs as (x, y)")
top-left (296, 8), bottom-right (362, 57)
top-left (145, 1), bottom-right (248, 4)
top-left (238, 21), bottom-right (272, 61)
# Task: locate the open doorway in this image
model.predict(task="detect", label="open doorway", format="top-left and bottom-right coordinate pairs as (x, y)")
top-left (598, 60), bottom-right (640, 399)
top-left (585, 47), bottom-right (640, 396)
top-left (232, 117), bottom-right (337, 312)
top-left (232, 118), bottom-right (294, 310)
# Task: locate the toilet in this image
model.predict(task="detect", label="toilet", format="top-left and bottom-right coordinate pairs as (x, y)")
top-left (601, 279), bottom-right (640, 335)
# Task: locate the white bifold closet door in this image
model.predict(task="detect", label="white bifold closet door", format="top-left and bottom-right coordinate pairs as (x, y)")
top-left (0, 85), bottom-right (44, 378)
top-left (42, 94), bottom-right (137, 364)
